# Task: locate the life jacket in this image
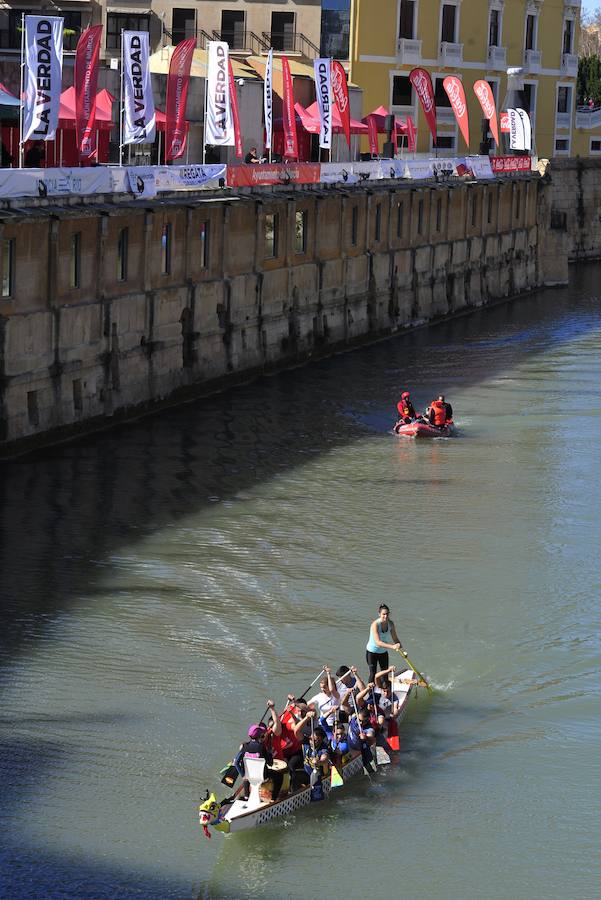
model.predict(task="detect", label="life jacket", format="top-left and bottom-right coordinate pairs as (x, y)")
top-left (397, 400), bottom-right (415, 419)
top-left (431, 400), bottom-right (447, 426)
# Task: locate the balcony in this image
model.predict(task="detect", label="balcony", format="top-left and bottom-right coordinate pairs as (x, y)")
top-left (556, 112), bottom-right (572, 130)
top-left (575, 106), bottom-right (601, 129)
top-left (487, 45), bottom-right (507, 70)
top-left (439, 41), bottom-right (463, 66)
top-left (565, 0), bottom-right (581, 8)
top-left (523, 48), bottom-right (542, 73)
top-left (396, 38), bottom-right (422, 65)
top-left (561, 53), bottom-right (578, 77)
top-left (262, 31), bottom-right (320, 58)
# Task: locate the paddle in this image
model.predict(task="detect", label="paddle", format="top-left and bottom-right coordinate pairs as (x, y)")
top-left (258, 668), bottom-right (325, 725)
top-left (395, 648), bottom-right (433, 694)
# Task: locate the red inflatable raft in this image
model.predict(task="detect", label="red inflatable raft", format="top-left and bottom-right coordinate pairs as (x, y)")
top-left (394, 419), bottom-right (455, 438)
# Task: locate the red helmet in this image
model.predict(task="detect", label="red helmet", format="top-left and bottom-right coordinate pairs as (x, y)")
top-left (401, 391), bottom-right (410, 399)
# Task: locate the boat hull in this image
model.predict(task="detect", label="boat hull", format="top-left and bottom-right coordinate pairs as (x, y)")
top-left (395, 420), bottom-right (455, 438)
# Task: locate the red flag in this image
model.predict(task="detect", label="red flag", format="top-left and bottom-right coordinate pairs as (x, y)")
top-left (366, 115), bottom-right (378, 156)
top-left (282, 56), bottom-right (298, 159)
top-left (443, 75), bottom-right (470, 149)
top-left (473, 79), bottom-right (499, 146)
top-left (331, 60), bottom-right (351, 150)
top-left (409, 68), bottom-right (437, 145)
top-left (228, 59), bottom-right (243, 158)
top-left (166, 38), bottom-right (195, 161)
top-left (74, 25), bottom-right (103, 161)
top-left (405, 115), bottom-right (417, 153)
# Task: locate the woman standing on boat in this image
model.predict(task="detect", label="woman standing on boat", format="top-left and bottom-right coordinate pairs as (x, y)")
top-left (365, 604), bottom-right (405, 682)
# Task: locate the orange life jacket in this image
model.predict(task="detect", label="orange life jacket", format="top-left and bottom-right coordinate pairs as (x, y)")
top-left (431, 400), bottom-right (447, 426)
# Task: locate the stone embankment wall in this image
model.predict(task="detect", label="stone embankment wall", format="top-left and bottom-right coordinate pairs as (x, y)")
top-left (548, 158), bottom-right (601, 260)
top-left (0, 176), bottom-right (561, 456)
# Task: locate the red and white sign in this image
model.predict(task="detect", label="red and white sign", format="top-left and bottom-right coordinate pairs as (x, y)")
top-left (500, 112), bottom-right (510, 133)
top-left (166, 37), bottom-right (195, 161)
top-left (366, 115), bottom-right (378, 156)
top-left (473, 79), bottom-right (499, 146)
top-left (228, 59), bottom-right (243, 158)
top-left (74, 25), bottom-right (102, 160)
top-left (227, 163), bottom-right (320, 187)
top-left (331, 60), bottom-right (351, 150)
top-left (443, 76), bottom-right (470, 149)
top-left (491, 156), bottom-right (531, 174)
top-left (282, 56), bottom-right (298, 159)
top-left (405, 115), bottom-right (417, 153)
top-left (409, 68), bottom-right (437, 144)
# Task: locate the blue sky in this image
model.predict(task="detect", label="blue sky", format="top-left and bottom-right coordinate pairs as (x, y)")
top-left (583, 0), bottom-right (599, 14)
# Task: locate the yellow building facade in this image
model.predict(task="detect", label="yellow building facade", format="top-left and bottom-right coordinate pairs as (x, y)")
top-left (349, 0), bottom-right (589, 159)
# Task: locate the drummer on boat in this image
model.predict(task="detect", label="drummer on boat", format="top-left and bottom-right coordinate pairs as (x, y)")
top-left (366, 604), bottom-right (406, 682)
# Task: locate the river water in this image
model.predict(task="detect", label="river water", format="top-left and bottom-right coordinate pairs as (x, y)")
top-left (1, 266), bottom-right (600, 900)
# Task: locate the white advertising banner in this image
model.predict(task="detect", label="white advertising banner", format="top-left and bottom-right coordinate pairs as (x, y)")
top-left (122, 32), bottom-right (156, 145)
top-left (517, 108), bottom-right (532, 151)
top-left (127, 164), bottom-right (227, 197)
top-left (319, 163), bottom-right (358, 184)
top-left (508, 108), bottom-right (532, 152)
top-left (205, 41), bottom-right (234, 146)
top-left (126, 167), bottom-right (157, 198)
top-left (23, 16), bottom-right (64, 143)
top-left (0, 167), bottom-right (112, 199)
top-left (264, 48), bottom-right (273, 152)
top-left (404, 160), bottom-right (435, 180)
top-left (466, 155), bottom-right (494, 179)
top-left (313, 58), bottom-right (332, 150)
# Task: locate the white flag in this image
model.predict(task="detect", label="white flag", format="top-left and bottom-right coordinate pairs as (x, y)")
top-left (313, 57), bottom-right (332, 150)
top-left (508, 108), bottom-right (526, 151)
top-left (205, 41), bottom-right (234, 146)
top-left (23, 16), bottom-right (64, 142)
top-left (264, 48), bottom-right (273, 151)
top-left (122, 31), bottom-right (156, 145)
top-left (516, 108), bottom-right (532, 151)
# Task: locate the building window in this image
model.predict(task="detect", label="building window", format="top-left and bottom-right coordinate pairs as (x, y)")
top-left (106, 14), bottom-right (149, 51)
top-left (417, 198), bottom-right (424, 235)
top-left (590, 139), bottom-right (601, 154)
top-left (489, 8), bottom-right (500, 47)
top-left (117, 227), bottom-right (128, 282)
top-left (265, 213), bottom-right (278, 258)
top-left (27, 391), bottom-right (39, 427)
top-left (441, 4), bottom-right (457, 43)
top-left (392, 75), bottom-right (413, 107)
top-left (435, 134), bottom-right (457, 151)
top-left (515, 187), bottom-right (521, 220)
top-left (320, 2), bottom-right (350, 59)
top-left (399, 0), bottom-right (416, 39)
top-left (436, 197), bottom-right (442, 232)
top-left (295, 210), bottom-right (307, 254)
top-left (471, 194), bottom-right (478, 227)
top-left (557, 86), bottom-right (572, 115)
top-left (562, 18), bottom-right (574, 55)
top-left (161, 223), bottom-right (171, 274)
top-left (487, 191), bottom-right (493, 224)
top-left (375, 203), bottom-right (382, 241)
top-left (172, 8), bottom-right (196, 45)
top-left (397, 202), bottom-right (404, 238)
top-left (434, 77), bottom-right (452, 109)
top-left (523, 83), bottom-right (536, 119)
top-left (351, 205), bottom-right (358, 245)
top-left (199, 221), bottom-right (210, 267)
top-left (72, 379), bottom-right (82, 414)
top-left (70, 233), bottom-right (81, 289)
top-left (1, 237), bottom-right (14, 298)
top-left (525, 14), bottom-right (537, 51)
top-left (221, 10), bottom-right (245, 50)
top-left (554, 138), bottom-right (570, 154)
top-left (271, 11), bottom-right (295, 51)
top-left (62, 12), bottom-right (82, 52)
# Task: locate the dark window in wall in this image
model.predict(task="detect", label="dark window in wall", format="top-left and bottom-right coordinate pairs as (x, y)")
top-left (489, 9), bottom-right (500, 47)
top-left (557, 86), bottom-right (570, 114)
top-left (295, 210), bottom-right (307, 254)
top-left (271, 11), bottom-right (295, 51)
top-left (397, 202), bottom-right (404, 237)
top-left (436, 135), bottom-right (456, 150)
top-left (375, 203), bottom-right (382, 241)
top-left (436, 197), bottom-right (442, 232)
top-left (265, 213), bottom-right (278, 258)
top-left (523, 83), bottom-right (535, 115)
top-left (199, 221), bottom-right (210, 267)
top-left (221, 10), bottom-right (245, 49)
top-left (70, 233), bottom-right (81, 289)
top-left (107, 14), bottom-right (149, 50)
top-left (320, 0), bottom-right (350, 58)
top-left (392, 76), bottom-right (413, 107)
top-left (172, 8), bottom-right (196, 45)
top-left (351, 205), bottom-right (358, 245)
top-left (117, 227), bottom-right (128, 282)
top-left (563, 18), bottom-right (573, 55)
top-left (27, 390), bottom-right (39, 426)
top-left (1, 237), bottom-right (14, 298)
top-left (72, 378), bottom-right (82, 414)
top-left (399, 0), bottom-right (415, 39)
top-left (417, 198), bottom-right (424, 234)
top-left (515, 186), bottom-right (521, 220)
top-left (487, 191), bottom-right (493, 224)
top-left (435, 77), bottom-right (452, 108)
top-left (441, 4), bottom-right (457, 42)
top-left (471, 195), bottom-right (478, 227)
top-left (161, 223), bottom-right (171, 274)
top-left (525, 14), bottom-right (536, 51)
top-left (63, 12), bottom-right (82, 52)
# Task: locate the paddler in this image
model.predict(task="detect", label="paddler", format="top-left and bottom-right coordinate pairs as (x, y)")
top-left (307, 665), bottom-right (340, 727)
top-left (366, 604), bottom-right (405, 682)
top-left (396, 391), bottom-right (417, 424)
top-left (234, 722), bottom-right (284, 802)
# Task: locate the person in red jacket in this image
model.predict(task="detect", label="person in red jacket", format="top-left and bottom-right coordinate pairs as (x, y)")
top-left (396, 391), bottom-right (417, 424)
top-left (428, 395), bottom-right (453, 427)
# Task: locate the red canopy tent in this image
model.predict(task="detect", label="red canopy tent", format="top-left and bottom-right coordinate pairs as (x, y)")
top-left (306, 101), bottom-right (368, 135)
top-left (272, 102), bottom-right (317, 160)
top-left (361, 105), bottom-right (416, 155)
top-left (45, 86), bottom-right (115, 166)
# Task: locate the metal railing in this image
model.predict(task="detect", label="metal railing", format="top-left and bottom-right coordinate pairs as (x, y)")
top-left (212, 29), bottom-right (268, 54)
top-left (261, 31), bottom-right (320, 58)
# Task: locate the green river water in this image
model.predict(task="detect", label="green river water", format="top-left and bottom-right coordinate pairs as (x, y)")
top-left (1, 265), bottom-right (600, 900)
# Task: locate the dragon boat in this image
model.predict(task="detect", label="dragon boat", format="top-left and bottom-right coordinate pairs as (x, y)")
top-left (199, 668), bottom-right (418, 835)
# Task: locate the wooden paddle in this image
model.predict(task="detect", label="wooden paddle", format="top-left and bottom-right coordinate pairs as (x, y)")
top-left (395, 648), bottom-right (433, 694)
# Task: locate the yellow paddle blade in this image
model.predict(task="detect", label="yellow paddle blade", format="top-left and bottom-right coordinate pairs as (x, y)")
top-left (330, 766), bottom-right (344, 788)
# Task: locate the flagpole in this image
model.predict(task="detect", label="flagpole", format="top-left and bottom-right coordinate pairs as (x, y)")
top-left (202, 70), bottom-right (208, 164)
top-left (18, 13), bottom-right (25, 168)
top-left (119, 30), bottom-right (124, 166)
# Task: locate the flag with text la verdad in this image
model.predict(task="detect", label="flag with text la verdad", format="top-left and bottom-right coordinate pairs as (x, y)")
top-left (166, 38), bottom-right (195, 160)
top-left (409, 67), bottom-right (437, 145)
top-left (205, 40), bottom-right (234, 147)
top-left (313, 58), bottom-right (332, 150)
top-left (23, 16), bottom-right (64, 143)
top-left (74, 25), bottom-right (103, 159)
top-left (122, 31), bottom-right (156, 145)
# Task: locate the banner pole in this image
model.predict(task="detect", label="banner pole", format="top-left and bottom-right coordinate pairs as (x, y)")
top-left (119, 31), bottom-right (124, 167)
top-left (202, 70), bottom-right (208, 164)
top-left (18, 13), bottom-right (25, 168)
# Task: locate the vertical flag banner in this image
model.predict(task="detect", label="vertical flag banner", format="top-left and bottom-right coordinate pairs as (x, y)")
top-left (264, 47), bottom-right (273, 151)
top-left (508, 108), bottom-right (525, 150)
top-left (282, 56), bottom-right (298, 159)
top-left (75, 25), bottom-right (103, 159)
top-left (23, 16), bottom-right (64, 142)
top-left (517, 108), bottom-right (532, 150)
top-left (367, 115), bottom-right (378, 156)
top-left (443, 76), bottom-right (470, 148)
top-left (205, 40), bottom-right (234, 146)
top-left (406, 115), bottom-right (417, 153)
top-left (313, 57), bottom-right (332, 150)
top-left (473, 79), bottom-right (499, 146)
top-left (409, 68), bottom-right (437, 145)
top-left (228, 59), bottom-right (243, 158)
top-left (331, 60), bottom-right (351, 150)
top-left (166, 37), bottom-right (195, 160)
top-left (123, 31), bottom-right (156, 145)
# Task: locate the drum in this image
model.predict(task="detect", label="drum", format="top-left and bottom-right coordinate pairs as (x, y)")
top-left (269, 759), bottom-right (288, 772)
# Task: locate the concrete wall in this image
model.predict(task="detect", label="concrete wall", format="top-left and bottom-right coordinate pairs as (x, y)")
top-left (548, 158), bottom-right (601, 260)
top-left (0, 176), bottom-right (559, 456)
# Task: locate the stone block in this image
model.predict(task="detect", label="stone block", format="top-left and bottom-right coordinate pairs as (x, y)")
top-left (5, 311), bottom-right (54, 377)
